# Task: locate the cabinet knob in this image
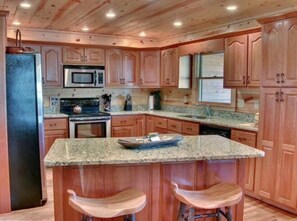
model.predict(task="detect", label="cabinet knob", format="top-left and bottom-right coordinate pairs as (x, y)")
top-left (275, 91), bottom-right (279, 102)
top-left (279, 90), bottom-right (284, 102)
top-left (280, 73), bottom-right (285, 83)
top-left (246, 76), bottom-right (250, 84)
top-left (243, 76), bottom-right (246, 85)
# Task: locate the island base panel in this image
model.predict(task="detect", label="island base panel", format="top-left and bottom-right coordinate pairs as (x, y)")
top-left (53, 159), bottom-right (245, 221)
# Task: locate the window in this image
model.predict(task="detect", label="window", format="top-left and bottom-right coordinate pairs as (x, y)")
top-left (196, 52), bottom-right (233, 104)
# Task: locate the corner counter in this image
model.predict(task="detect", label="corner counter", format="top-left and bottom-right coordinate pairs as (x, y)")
top-left (45, 136), bottom-right (263, 221)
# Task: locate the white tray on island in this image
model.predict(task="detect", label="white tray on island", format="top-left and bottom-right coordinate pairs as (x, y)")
top-left (118, 134), bottom-right (183, 149)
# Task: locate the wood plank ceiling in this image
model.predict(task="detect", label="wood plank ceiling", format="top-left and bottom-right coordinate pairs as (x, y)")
top-left (1, 0), bottom-right (297, 40)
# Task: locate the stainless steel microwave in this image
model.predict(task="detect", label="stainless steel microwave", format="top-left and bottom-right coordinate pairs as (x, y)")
top-left (63, 65), bottom-right (104, 88)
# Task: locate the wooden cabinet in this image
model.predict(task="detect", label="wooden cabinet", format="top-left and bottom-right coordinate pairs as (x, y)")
top-left (161, 48), bottom-right (178, 87)
top-left (224, 33), bottom-right (261, 88)
top-left (106, 49), bottom-right (139, 87)
top-left (42, 46), bottom-right (62, 87)
top-left (62, 47), bottom-right (104, 65)
top-left (105, 49), bottom-right (122, 87)
top-left (111, 115), bottom-right (145, 137)
top-left (167, 119), bottom-right (182, 134)
top-left (44, 118), bottom-right (68, 155)
top-left (255, 88), bottom-right (297, 208)
top-left (182, 121), bottom-right (200, 135)
top-left (153, 117), bottom-right (168, 134)
top-left (261, 18), bottom-right (297, 87)
top-left (146, 116), bottom-right (155, 134)
top-left (231, 129), bottom-right (257, 192)
top-left (140, 50), bottom-right (160, 87)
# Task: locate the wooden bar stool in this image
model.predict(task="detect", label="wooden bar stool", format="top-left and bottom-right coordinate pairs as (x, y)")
top-left (171, 182), bottom-right (242, 221)
top-left (67, 189), bottom-right (146, 221)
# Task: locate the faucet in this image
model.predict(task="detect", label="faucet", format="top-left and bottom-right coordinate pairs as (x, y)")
top-left (205, 105), bottom-right (213, 117)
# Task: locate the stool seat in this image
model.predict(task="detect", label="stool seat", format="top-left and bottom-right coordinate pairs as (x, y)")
top-left (171, 182), bottom-right (242, 210)
top-left (67, 189), bottom-right (146, 219)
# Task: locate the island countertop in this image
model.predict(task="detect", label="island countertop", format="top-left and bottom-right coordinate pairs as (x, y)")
top-left (44, 135), bottom-right (264, 167)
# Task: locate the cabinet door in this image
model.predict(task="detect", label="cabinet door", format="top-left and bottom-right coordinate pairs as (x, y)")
top-left (85, 48), bottom-right (105, 65)
top-left (146, 116), bottom-right (155, 134)
top-left (182, 121), bottom-right (199, 135)
top-left (112, 126), bottom-right (134, 137)
top-left (161, 48), bottom-right (178, 87)
top-left (106, 49), bottom-right (122, 87)
top-left (255, 88), bottom-right (280, 200)
top-left (224, 35), bottom-right (248, 87)
top-left (274, 88), bottom-right (297, 208)
top-left (140, 51), bottom-right (160, 87)
top-left (247, 32), bottom-right (261, 87)
top-left (135, 115), bottom-right (145, 136)
top-left (231, 129), bottom-right (257, 192)
top-left (122, 50), bottom-right (139, 87)
top-left (62, 47), bottom-right (84, 64)
top-left (42, 46), bottom-right (62, 87)
top-left (261, 21), bottom-right (284, 87)
top-left (283, 19), bottom-right (297, 87)
top-left (44, 130), bottom-right (68, 155)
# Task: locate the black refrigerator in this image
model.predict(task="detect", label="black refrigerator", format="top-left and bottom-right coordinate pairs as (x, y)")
top-left (6, 53), bottom-right (47, 210)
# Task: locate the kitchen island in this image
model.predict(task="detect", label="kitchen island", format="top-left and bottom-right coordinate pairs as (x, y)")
top-left (44, 135), bottom-right (264, 221)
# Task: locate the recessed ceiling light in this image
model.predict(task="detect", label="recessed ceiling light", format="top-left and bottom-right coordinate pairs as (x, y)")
top-left (226, 5), bottom-right (238, 11)
top-left (139, 31), bottom-right (146, 37)
top-left (173, 21), bottom-right (182, 27)
top-left (20, 2), bottom-right (31, 9)
top-left (106, 11), bottom-right (116, 18)
top-left (12, 21), bottom-right (21, 26)
top-left (82, 27), bottom-right (89, 32)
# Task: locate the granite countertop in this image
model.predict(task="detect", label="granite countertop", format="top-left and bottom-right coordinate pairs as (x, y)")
top-left (44, 135), bottom-right (264, 167)
top-left (109, 111), bottom-right (258, 132)
top-left (43, 110), bottom-right (257, 132)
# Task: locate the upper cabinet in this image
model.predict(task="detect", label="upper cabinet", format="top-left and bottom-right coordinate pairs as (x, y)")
top-left (140, 50), bottom-right (160, 88)
top-left (161, 48), bottom-right (178, 87)
top-left (224, 33), bottom-right (261, 88)
top-left (105, 49), bottom-right (139, 87)
top-left (42, 46), bottom-right (62, 87)
top-left (62, 47), bottom-right (104, 65)
top-left (261, 18), bottom-right (297, 87)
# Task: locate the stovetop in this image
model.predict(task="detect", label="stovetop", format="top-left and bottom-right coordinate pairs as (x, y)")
top-left (60, 97), bottom-right (111, 119)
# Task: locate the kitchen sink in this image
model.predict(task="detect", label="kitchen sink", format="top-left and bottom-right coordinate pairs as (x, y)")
top-left (179, 114), bottom-right (207, 119)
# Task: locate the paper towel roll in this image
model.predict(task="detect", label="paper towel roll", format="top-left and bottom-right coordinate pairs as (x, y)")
top-left (148, 95), bottom-right (154, 110)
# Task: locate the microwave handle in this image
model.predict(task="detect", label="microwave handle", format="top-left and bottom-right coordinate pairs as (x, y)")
top-left (94, 71), bottom-right (97, 86)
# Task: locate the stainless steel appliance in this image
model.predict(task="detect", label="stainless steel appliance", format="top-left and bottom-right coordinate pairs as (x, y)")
top-left (60, 98), bottom-right (111, 138)
top-left (63, 65), bottom-right (104, 88)
top-left (200, 124), bottom-right (231, 138)
top-left (6, 53), bottom-right (47, 210)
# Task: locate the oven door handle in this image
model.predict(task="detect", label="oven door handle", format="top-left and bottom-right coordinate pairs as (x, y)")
top-left (69, 118), bottom-right (111, 122)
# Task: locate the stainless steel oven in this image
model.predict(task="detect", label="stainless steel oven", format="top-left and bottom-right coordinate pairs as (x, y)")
top-left (60, 98), bottom-right (111, 138)
top-left (69, 117), bottom-right (111, 138)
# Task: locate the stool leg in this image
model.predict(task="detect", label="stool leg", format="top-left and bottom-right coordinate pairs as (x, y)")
top-left (216, 209), bottom-right (221, 221)
top-left (177, 202), bottom-right (187, 221)
top-left (188, 207), bottom-right (195, 221)
top-left (225, 207), bottom-right (232, 221)
top-left (124, 214), bottom-right (136, 221)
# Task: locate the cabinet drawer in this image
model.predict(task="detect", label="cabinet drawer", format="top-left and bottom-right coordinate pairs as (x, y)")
top-left (154, 117), bottom-right (167, 129)
top-left (44, 118), bottom-right (68, 130)
top-left (231, 129), bottom-right (256, 147)
top-left (182, 121), bottom-right (199, 135)
top-left (112, 116), bottom-right (135, 126)
top-left (167, 119), bottom-right (182, 133)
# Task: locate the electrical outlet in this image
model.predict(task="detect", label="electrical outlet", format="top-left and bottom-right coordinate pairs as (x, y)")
top-left (50, 96), bottom-right (59, 106)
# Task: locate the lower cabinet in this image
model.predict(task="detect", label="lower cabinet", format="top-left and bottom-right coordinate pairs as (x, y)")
top-left (111, 115), bottom-right (145, 137)
top-left (44, 118), bottom-right (68, 155)
top-left (231, 129), bottom-right (257, 193)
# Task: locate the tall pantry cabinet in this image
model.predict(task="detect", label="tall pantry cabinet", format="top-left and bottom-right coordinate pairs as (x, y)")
top-left (255, 14), bottom-right (297, 210)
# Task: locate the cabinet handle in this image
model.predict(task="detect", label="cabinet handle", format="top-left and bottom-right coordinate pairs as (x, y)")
top-left (120, 120), bottom-right (126, 123)
top-left (42, 77), bottom-right (45, 84)
top-left (247, 75), bottom-right (250, 84)
top-left (276, 73), bottom-right (280, 84)
top-left (171, 125), bottom-right (177, 128)
top-left (238, 137), bottom-right (247, 142)
top-left (280, 90), bottom-right (284, 102)
top-left (243, 76), bottom-right (246, 85)
top-left (122, 78), bottom-right (125, 84)
top-left (140, 79), bottom-right (143, 85)
top-left (281, 73), bottom-right (285, 83)
top-left (50, 123), bottom-right (57, 127)
top-left (187, 128), bottom-right (192, 131)
top-left (275, 91), bottom-right (279, 102)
